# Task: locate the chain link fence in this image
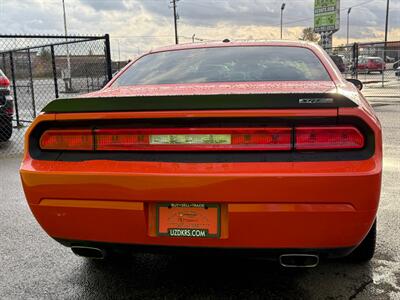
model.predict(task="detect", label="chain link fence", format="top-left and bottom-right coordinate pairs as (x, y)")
top-left (0, 34), bottom-right (112, 157)
top-left (327, 41), bottom-right (400, 98)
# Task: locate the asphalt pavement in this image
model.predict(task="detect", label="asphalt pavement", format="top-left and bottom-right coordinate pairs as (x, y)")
top-left (0, 96), bottom-right (399, 299)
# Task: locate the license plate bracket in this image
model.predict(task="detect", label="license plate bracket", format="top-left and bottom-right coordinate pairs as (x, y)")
top-left (156, 203), bottom-right (220, 238)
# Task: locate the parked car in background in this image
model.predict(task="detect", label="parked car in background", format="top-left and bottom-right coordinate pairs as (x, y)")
top-left (393, 60), bottom-right (400, 70)
top-left (338, 54), bottom-right (349, 66)
top-left (357, 57), bottom-right (386, 74)
top-left (329, 55), bottom-right (346, 73)
top-left (395, 67), bottom-right (400, 77)
top-left (21, 41), bottom-right (382, 267)
top-left (385, 56), bottom-right (395, 63)
top-left (0, 69), bottom-right (13, 142)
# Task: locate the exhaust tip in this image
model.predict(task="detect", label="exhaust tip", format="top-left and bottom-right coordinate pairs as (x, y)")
top-left (279, 254), bottom-right (319, 268)
top-left (71, 246), bottom-right (106, 259)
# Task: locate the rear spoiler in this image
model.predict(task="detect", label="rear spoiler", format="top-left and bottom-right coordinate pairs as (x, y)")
top-left (42, 93), bottom-right (357, 113)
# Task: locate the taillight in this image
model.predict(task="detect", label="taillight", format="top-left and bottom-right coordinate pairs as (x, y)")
top-left (94, 128), bottom-right (292, 151)
top-left (0, 76), bottom-right (10, 88)
top-left (40, 129), bottom-right (93, 150)
top-left (38, 126), bottom-right (365, 152)
top-left (295, 126), bottom-right (364, 150)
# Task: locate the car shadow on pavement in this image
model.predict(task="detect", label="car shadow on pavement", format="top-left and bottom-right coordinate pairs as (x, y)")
top-left (71, 253), bottom-right (375, 299)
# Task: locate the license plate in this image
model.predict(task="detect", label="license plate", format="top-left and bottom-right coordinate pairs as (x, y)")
top-left (150, 134), bottom-right (231, 145)
top-left (156, 203), bottom-right (220, 238)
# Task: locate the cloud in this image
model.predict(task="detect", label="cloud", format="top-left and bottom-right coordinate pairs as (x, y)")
top-left (140, 0), bottom-right (311, 27)
top-left (80, 0), bottom-right (127, 11)
top-left (0, 0), bottom-right (398, 60)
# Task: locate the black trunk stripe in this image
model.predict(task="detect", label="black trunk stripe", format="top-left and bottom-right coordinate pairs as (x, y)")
top-left (42, 93), bottom-right (357, 113)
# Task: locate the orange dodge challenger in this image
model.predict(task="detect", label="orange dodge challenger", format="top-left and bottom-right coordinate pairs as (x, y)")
top-left (20, 41), bottom-right (382, 267)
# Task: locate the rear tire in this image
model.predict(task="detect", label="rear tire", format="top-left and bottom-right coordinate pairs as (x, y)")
top-left (0, 118), bottom-right (12, 142)
top-left (348, 220), bottom-right (376, 262)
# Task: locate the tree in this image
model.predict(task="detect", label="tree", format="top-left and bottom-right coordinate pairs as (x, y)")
top-left (38, 48), bottom-right (52, 62)
top-left (299, 27), bottom-right (320, 43)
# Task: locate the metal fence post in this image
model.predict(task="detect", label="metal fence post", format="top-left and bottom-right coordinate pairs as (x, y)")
top-left (27, 49), bottom-right (36, 118)
top-left (104, 34), bottom-right (113, 82)
top-left (353, 43), bottom-right (359, 79)
top-left (9, 52), bottom-right (20, 127)
top-left (50, 45), bottom-right (59, 99)
top-left (381, 48), bottom-right (385, 88)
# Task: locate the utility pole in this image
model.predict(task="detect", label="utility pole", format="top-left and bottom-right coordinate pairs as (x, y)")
top-left (117, 39), bottom-right (121, 71)
top-left (384, 0), bottom-right (390, 49)
top-left (171, 0), bottom-right (179, 44)
top-left (280, 3), bottom-right (286, 40)
top-left (346, 7), bottom-right (351, 45)
top-left (383, 0), bottom-right (390, 88)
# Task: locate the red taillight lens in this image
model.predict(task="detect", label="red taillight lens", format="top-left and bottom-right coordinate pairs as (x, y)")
top-left (295, 126), bottom-right (364, 150)
top-left (95, 129), bottom-right (150, 151)
top-left (0, 76), bottom-right (10, 88)
top-left (230, 128), bottom-right (291, 150)
top-left (39, 126), bottom-right (365, 152)
top-left (94, 128), bottom-right (292, 151)
top-left (40, 130), bottom-right (94, 150)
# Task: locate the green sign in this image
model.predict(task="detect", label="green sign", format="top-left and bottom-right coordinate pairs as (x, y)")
top-left (314, 0), bottom-right (340, 32)
top-left (315, 0), bottom-right (337, 9)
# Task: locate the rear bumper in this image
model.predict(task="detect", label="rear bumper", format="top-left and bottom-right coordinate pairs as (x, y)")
top-left (56, 238), bottom-right (357, 259)
top-left (21, 157), bottom-right (381, 251)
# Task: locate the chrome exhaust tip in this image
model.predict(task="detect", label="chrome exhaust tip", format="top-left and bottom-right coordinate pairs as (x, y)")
top-left (71, 246), bottom-right (106, 259)
top-left (279, 254), bottom-right (319, 268)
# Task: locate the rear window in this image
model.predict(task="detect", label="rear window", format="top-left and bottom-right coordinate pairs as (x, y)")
top-left (369, 58), bottom-right (383, 63)
top-left (113, 46), bottom-right (331, 86)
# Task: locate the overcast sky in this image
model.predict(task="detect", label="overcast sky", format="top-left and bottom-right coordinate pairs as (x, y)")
top-left (0, 0), bottom-right (399, 60)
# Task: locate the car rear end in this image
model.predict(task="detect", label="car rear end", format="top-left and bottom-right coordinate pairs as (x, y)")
top-left (0, 69), bottom-right (13, 142)
top-left (20, 42), bottom-right (382, 262)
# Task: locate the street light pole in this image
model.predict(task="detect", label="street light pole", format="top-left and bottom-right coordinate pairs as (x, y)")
top-left (347, 7), bottom-right (351, 45)
top-left (62, 0), bottom-right (71, 91)
top-left (280, 3), bottom-right (286, 40)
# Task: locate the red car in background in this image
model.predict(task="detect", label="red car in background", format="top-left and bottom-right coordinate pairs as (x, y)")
top-left (357, 57), bottom-right (386, 74)
top-left (20, 41), bottom-right (382, 267)
top-left (0, 69), bottom-right (13, 142)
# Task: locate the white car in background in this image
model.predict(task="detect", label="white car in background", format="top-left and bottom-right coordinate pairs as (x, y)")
top-left (395, 67), bottom-right (400, 77)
